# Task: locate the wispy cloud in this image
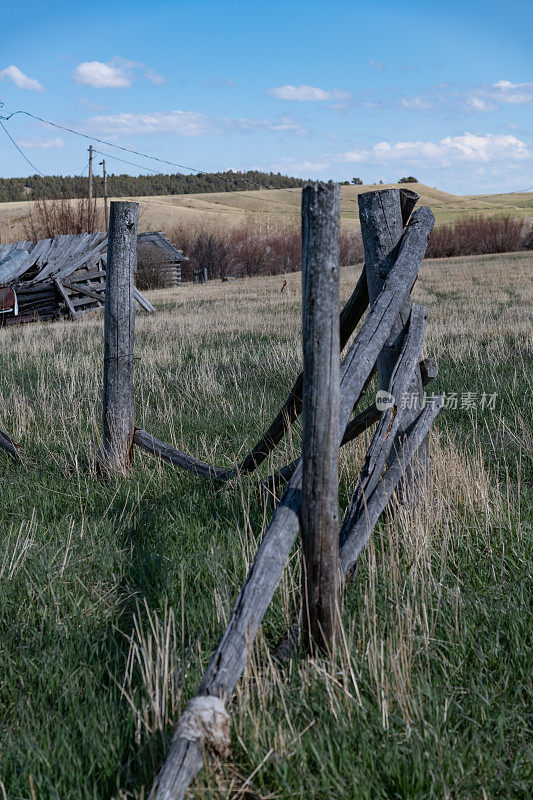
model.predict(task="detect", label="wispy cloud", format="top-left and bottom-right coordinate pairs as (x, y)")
top-left (0, 65), bottom-right (44, 91)
top-left (87, 110), bottom-right (307, 137)
top-left (267, 84), bottom-right (350, 102)
top-left (395, 79), bottom-right (533, 114)
top-left (399, 96), bottom-right (434, 112)
top-left (17, 136), bottom-right (64, 149)
top-left (276, 158), bottom-right (329, 172)
top-left (334, 133), bottom-right (529, 165)
top-left (145, 68), bottom-right (165, 86)
top-left (492, 80), bottom-right (533, 104)
top-left (368, 59), bottom-right (386, 70)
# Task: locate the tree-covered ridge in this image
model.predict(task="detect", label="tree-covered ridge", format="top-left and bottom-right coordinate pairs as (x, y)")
top-left (0, 170), bottom-right (307, 202)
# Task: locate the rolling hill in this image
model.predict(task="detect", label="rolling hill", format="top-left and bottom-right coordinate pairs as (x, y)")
top-left (0, 183), bottom-right (531, 242)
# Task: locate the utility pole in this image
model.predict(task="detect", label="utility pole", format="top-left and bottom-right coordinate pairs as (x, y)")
top-left (88, 145), bottom-right (93, 233)
top-left (100, 159), bottom-right (108, 232)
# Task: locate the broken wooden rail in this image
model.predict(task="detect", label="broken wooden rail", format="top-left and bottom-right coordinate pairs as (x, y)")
top-left (266, 357), bottom-right (438, 493)
top-left (0, 426), bottom-right (20, 462)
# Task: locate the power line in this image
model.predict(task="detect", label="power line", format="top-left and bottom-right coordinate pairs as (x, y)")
top-left (0, 119), bottom-right (44, 176)
top-left (0, 109), bottom-right (211, 174)
top-left (92, 149), bottom-right (161, 174)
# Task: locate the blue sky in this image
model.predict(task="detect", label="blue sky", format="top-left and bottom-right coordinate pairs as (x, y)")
top-left (0, 0), bottom-right (531, 194)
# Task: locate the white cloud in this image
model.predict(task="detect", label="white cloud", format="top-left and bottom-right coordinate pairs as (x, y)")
top-left (87, 110), bottom-right (307, 137)
top-left (492, 80), bottom-right (533, 105)
top-left (74, 60), bottom-right (131, 88)
top-left (0, 65), bottom-right (44, 91)
top-left (467, 97), bottom-right (495, 112)
top-left (267, 84), bottom-right (350, 102)
top-left (396, 80), bottom-right (533, 114)
top-left (89, 110), bottom-right (215, 135)
top-left (145, 68), bottom-right (165, 86)
top-left (400, 96), bottom-right (434, 111)
top-left (17, 136), bottom-right (64, 149)
top-left (74, 57), bottom-right (167, 89)
top-left (233, 115), bottom-right (306, 134)
top-left (368, 60), bottom-right (385, 70)
top-left (289, 160), bottom-right (329, 172)
top-left (335, 133), bottom-right (529, 165)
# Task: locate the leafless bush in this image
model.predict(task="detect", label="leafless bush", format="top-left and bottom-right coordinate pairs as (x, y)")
top-left (171, 220), bottom-right (364, 281)
top-left (23, 197), bottom-right (104, 240)
top-left (136, 245), bottom-right (169, 290)
top-left (426, 214), bottom-right (527, 259)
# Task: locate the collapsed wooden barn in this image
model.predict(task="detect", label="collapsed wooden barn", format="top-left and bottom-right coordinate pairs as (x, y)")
top-left (0, 231), bottom-right (186, 325)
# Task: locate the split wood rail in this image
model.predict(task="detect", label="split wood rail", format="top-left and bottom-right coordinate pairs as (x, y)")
top-left (95, 189), bottom-right (441, 800)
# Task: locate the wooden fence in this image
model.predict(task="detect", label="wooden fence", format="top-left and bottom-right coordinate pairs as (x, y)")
top-left (96, 186), bottom-right (441, 799)
top-left (0, 187), bottom-right (442, 800)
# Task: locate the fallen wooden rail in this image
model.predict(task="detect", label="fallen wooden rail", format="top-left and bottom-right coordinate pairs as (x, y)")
top-left (133, 264), bottom-right (369, 481)
top-left (0, 426), bottom-right (20, 462)
top-left (132, 428), bottom-right (230, 480)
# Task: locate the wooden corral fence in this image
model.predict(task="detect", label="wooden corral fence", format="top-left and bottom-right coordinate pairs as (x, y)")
top-left (93, 186), bottom-right (442, 800)
top-left (0, 187), bottom-right (442, 797)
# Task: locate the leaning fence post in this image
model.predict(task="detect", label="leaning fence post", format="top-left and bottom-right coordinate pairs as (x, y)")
top-left (301, 181), bottom-right (341, 652)
top-left (358, 188), bottom-right (428, 499)
top-left (101, 201), bottom-right (138, 471)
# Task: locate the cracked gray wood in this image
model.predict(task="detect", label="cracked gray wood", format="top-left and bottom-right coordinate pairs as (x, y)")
top-left (300, 182), bottom-right (340, 652)
top-left (101, 202), bottom-right (138, 471)
top-left (236, 265), bottom-right (369, 474)
top-left (340, 302), bottom-right (427, 545)
top-left (340, 396), bottom-right (443, 579)
top-left (358, 188), bottom-right (428, 500)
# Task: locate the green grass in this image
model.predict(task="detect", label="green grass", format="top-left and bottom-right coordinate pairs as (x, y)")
top-left (0, 253), bottom-right (531, 799)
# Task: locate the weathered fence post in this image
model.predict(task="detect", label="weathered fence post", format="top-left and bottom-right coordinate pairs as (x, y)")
top-left (358, 188), bottom-right (428, 499)
top-left (301, 181), bottom-right (340, 652)
top-left (101, 201), bottom-right (138, 471)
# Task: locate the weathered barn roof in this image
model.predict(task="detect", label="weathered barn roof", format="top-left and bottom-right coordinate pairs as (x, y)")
top-left (0, 231), bottom-right (186, 324)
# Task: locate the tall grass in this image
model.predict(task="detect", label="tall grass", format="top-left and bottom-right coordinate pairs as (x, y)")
top-left (0, 249), bottom-right (531, 798)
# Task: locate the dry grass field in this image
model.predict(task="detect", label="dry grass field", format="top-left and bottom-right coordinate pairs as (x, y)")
top-left (0, 250), bottom-right (531, 798)
top-left (1, 183), bottom-right (532, 241)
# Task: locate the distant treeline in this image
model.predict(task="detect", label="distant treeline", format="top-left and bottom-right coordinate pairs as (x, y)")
top-left (0, 170), bottom-right (307, 203)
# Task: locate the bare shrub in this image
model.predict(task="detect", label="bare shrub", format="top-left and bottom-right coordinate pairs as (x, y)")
top-left (426, 214), bottom-right (527, 259)
top-left (23, 196), bottom-right (104, 241)
top-left (170, 220), bottom-right (364, 281)
top-left (136, 245), bottom-right (170, 290)
top-left (340, 229), bottom-right (365, 265)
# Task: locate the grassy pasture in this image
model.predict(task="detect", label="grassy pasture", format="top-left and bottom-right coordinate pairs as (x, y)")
top-left (1, 183), bottom-right (532, 241)
top-left (0, 251), bottom-right (531, 799)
